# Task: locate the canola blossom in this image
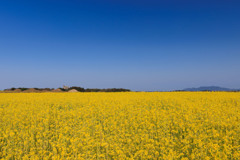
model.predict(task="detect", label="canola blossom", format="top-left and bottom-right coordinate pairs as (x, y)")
top-left (0, 92), bottom-right (240, 159)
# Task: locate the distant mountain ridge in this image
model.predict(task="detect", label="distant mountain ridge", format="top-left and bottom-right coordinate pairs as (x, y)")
top-left (183, 86), bottom-right (239, 91)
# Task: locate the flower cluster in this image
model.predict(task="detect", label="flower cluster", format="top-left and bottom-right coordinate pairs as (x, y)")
top-left (0, 92), bottom-right (240, 159)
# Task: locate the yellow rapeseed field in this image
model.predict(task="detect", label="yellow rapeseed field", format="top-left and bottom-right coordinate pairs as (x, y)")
top-left (0, 92), bottom-right (240, 159)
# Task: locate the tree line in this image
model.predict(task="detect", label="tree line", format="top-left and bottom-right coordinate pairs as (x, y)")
top-left (4, 87), bottom-right (131, 92)
top-left (60, 86), bottom-right (131, 92)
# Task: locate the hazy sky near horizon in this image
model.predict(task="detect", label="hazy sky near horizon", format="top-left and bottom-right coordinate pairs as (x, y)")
top-left (0, 0), bottom-right (240, 91)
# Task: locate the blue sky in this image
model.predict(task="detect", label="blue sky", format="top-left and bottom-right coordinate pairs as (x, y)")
top-left (0, 0), bottom-right (240, 91)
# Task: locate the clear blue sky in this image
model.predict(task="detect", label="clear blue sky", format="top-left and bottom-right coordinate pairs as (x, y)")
top-left (1, 0), bottom-right (240, 91)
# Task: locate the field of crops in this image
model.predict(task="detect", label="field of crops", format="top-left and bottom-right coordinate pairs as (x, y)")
top-left (0, 92), bottom-right (240, 159)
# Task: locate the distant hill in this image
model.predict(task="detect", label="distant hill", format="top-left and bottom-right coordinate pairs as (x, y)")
top-left (183, 86), bottom-right (239, 91)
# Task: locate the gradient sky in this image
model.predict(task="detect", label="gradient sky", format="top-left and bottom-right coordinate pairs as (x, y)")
top-left (1, 0), bottom-right (240, 91)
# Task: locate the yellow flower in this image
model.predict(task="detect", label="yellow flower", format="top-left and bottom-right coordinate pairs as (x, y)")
top-left (0, 92), bottom-right (239, 159)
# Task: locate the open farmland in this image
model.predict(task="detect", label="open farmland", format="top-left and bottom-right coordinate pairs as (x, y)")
top-left (0, 92), bottom-right (240, 159)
